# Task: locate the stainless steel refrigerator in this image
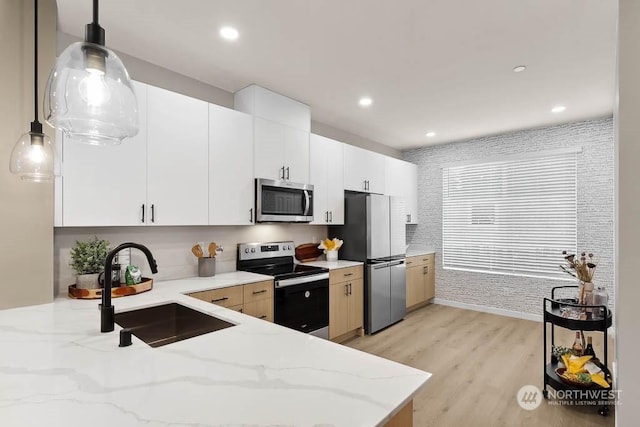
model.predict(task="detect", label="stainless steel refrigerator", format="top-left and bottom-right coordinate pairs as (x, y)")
top-left (329, 192), bottom-right (406, 334)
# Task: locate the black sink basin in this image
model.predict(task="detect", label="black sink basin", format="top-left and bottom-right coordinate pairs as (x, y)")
top-left (115, 303), bottom-right (235, 348)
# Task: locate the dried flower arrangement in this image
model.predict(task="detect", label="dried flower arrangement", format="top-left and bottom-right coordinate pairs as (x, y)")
top-left (560, 250), bottom-right (597, 283)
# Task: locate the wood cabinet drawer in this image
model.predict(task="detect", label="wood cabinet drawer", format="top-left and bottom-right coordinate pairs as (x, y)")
top-left (329, 265), bottom-right (363, 284)
top-left (228, 304), bottom-right (244, 313)
top-left (243, 280), bottom-right (274, 303)
top-left (243, 299), bottom-right (274, 322)
top-left (406, 253), bottom-right (434, 267)
top-left (191, 285), bottom-right (243, 308)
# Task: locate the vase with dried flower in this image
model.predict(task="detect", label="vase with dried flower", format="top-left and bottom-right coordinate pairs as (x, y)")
top-left (560, 250), bottom-right (597, 305)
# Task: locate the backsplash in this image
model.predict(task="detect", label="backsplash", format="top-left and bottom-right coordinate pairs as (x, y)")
top-left (54, 224), bottom-right (327, 296)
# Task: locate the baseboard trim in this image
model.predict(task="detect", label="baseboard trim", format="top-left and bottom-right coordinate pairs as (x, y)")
top-left (433, 298), bottom-right (543, 322)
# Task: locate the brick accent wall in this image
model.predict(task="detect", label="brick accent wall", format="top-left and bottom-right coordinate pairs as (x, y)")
top-left (404, 118), bottom-right (614, 316)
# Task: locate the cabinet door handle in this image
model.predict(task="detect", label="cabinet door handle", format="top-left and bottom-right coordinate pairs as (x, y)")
top-left (286, 166), bottom-right (290, 180)
top-left (407, 261), bottom-right (413, 265)
top-left (345, 284), bottom-right (349, 296)
top-left (252, 289), bottom-right (267, 295)
top-left (239, 308), bottom-right (243, 313)
top-left (211, 297), bottom-right (229, 303)
top-left (249, 208), bottom-right (253, 223)
top-left (329, 211), bottom-right (333, 223)
top-left (407, 214), bottom-right (410, 223)
top-left (151, 204), bottom-right (155, 223)
top-left (344, 272), bottom-right (353, 277)
top-left (348, 283), bottom-right (352, 295)
top-left (280, 166), bottom-right (285, 180)
top-left (141, 204), bottom-right (145, 223)
top-left (325, 211), bottom-right (329, 222)
top-left (424, 266), bottom-right (428, 275)
top-left (259, 315), bottom-right (267, 319)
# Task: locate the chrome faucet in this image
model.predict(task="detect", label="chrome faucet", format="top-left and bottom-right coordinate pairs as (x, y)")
top-left (101, 242), bottom-right (158, 333)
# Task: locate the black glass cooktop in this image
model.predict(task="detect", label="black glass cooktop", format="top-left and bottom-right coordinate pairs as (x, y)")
top-left (241, 263), bottom-right (328, 280)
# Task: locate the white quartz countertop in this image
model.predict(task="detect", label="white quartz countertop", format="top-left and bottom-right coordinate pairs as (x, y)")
top-left (405, 245), bottom-right (436, 257)
top-left (0, 271), bottom-right (431, 427)
top-left (302, 259), bottom-right (364, 270)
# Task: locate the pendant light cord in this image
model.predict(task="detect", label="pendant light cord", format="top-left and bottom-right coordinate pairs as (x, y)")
top-left (93, 0), bottom-right (99, 24)
top-left (33, 0), bottom-right (38, 124)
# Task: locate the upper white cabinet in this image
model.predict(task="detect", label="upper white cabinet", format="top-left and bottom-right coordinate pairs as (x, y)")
top-left (146, 85), bottom-right (209, 226)
top-left (343, 144), bottom-right (386, 194)
top-left (385, 157), bottom-right (419, 224)
top-left (309, 134), bottom-right (344, 225)
top-left (209, 104), bottom-right (254, 225)
top-left (236, 86), bottom-right (311, 183)
top-left (235, 85), bottom-right (311, 131)
top-left (60, 81), bottom-right (148, 226)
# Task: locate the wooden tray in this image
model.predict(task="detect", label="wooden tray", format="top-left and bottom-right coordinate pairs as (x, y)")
top-left (68, 278), bottom-right (153, 299)
top-left (295, 243), bottom-right (323, 262)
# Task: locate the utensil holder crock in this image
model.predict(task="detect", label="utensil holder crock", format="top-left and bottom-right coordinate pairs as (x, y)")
top-left (198, 257), bottom-right (216, 277)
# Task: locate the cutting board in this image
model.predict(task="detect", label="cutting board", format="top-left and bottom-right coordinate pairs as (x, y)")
top-left (295, 243), bottom-right (323, 262)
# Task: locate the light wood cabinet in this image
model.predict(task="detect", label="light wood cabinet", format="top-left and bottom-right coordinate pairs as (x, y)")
top-left (329, 265), bottom-right (364, 341)
top-left (405, 254), bottom-right (435, 312)
top-left (189, 280), bottom-right (274, 322)
top-left (309, 134), bottom-right (344, 225)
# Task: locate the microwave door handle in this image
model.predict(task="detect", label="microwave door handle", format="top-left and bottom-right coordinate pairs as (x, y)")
top-left (303, 190), bottom-right (311, 216)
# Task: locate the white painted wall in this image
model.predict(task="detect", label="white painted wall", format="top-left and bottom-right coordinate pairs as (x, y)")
top-left (54, 225), bottom-right (328, 295)
top-left (404, 118), bottom-right (615, 316)
top-left (0, 0), bottom-right (56, 309)
top-left (616, 1), bottom-right (639, 424)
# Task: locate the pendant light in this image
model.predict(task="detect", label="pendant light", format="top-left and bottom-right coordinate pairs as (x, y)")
top-left (44, 0), bottom-right (138, 146)
top-left (9, 0), bottom-right (59, 183)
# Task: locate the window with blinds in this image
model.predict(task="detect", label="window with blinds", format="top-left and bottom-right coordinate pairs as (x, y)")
top-left (442, 150), bottom-right (578, 279)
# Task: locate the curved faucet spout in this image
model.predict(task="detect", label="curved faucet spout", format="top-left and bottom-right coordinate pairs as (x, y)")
top-left (101, 242), bottom-right (158, 333)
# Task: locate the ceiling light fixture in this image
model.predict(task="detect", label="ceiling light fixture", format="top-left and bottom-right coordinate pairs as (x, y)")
top-left (219, 26), bottom-right (239, 40)
top-left (551, 105), bottom-right (566, 113)
top-left (425, 132), bottom-right (436, 138)
top-left (513, 65), bottom-right (527, 73)
top-left (44, 0), bottom-right (138, 145)
top-left (358, 97), bottom-right (373, 107)
top-left (9, 0), bottom-right (59, 183)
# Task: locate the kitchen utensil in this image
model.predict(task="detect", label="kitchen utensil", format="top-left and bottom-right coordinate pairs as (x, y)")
top-left (294, 243), bottom-right (324, 262)
top-left (208, 242), bottom-right (218, 258)
top-left (191, 244), bottom-right (204, 258)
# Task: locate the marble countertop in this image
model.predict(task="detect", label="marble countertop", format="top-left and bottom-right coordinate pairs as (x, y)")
top-left (0, 271), bottom-right (431, 427)
top-left (302, 259), bottom-right (364, 270)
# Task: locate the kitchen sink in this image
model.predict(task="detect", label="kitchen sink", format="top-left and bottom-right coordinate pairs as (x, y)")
top-left (115, 302), bottom-right (235, 348)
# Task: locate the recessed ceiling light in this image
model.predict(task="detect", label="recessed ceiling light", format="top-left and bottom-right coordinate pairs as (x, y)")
top-left (513, 65), bottom-right (527, 73)
top-left (425, 132), bottom-right (436, 138)
top-left (219, 26), bottom-right (239, 41)
top-left (359, 97), bottom-right (373, 107)
top-left (551, 105), bottom-right (566, 113)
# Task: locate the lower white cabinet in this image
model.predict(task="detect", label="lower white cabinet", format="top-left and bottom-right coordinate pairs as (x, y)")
top-left (385, 157), bottom-right (419, 224)
top-left (209, 104), bottom-right (255, 225)
top-left (309, 134), bottom-right (344, 225)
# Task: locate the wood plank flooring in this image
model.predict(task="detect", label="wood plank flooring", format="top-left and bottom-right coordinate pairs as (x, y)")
top-left (345, 304), bottom-right (615, 427)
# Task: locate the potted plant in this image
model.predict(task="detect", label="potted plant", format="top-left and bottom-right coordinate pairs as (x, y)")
top-left (70, 237), bottom-right (110, 289)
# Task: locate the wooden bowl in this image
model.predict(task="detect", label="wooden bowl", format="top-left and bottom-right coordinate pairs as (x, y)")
top-left (68, 278), bottom-right (153, 299)
top-left (295, 243), bottom-right (323, 262)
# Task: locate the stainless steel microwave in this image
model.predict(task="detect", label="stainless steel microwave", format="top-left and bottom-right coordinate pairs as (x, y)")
top-left (255, 178), bottom-right (314, 223)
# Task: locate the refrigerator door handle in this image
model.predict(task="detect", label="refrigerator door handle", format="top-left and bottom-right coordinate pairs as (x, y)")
top-left (373, 262), bottom-right (391, 270)
top-left (389, 260), bottom-right (405, 267)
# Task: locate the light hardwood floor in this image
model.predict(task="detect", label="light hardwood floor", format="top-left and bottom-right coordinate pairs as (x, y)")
top-left (346, 304), bottom-right (615, 427)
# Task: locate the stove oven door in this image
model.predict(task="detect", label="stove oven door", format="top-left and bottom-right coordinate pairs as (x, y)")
top-left (274, 274), bottom-right (329, 338)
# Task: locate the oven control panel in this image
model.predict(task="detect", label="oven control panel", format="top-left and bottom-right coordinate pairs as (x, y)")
top-left (238, 241), bottom-right (295, 261)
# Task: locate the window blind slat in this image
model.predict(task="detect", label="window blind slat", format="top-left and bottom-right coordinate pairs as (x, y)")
top-left (442, 152), bottom-right (577, 279)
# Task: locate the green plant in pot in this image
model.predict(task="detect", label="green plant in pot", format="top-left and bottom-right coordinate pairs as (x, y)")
top-left (70, 237), bottom-right (110, 290)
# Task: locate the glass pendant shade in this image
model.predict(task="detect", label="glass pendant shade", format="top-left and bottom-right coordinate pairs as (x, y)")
top-left (44, 41), bottom-right (139, 146)
top-left (9, 130), bottom-right (59, 182)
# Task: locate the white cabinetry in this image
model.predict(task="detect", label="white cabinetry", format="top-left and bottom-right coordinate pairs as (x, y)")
top-left (60, 81), bottom-right (148, 226)
top-left (343, 144), bottom-right (386, 194)
top-left (146, 84), bottom-right (209, 225)
top-left (385, 157), bottom-right (419, 224)
top-left (209, 104), bottom-right (254, 225)
top-left (309, 134), bottom-right (344, 225)
top-left (235, 86), bottom-right (310, 183)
